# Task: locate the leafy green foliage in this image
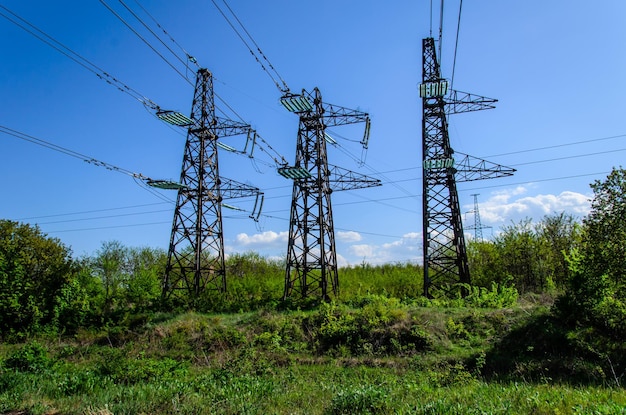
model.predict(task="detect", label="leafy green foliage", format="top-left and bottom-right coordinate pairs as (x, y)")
top-left (85, 241), bottom-right (166, 320)
top-left (0, 220), bottom-right (76, 339)
top-left (4, 341), bottom-right (52, 373)
top-left (325, 385), bottom-right (389, 415)
top-left (552, 168), bottom-right (626, 383)
top-left (468, 213), bottom-right (581, 294)
top-left (305, 296), bottom-right (432, 356)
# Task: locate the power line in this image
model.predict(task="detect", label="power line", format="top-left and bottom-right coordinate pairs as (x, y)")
top-left (118, 0), bottom-right (194, 71)
top-left (46, 221), bottom-right (171, 234)
top-left (481, 133), bottom-right (626, 159)
top-left (210, 0), bottom-right (289, 93)
top-left (0, 4), bottom-right (157, 109)
top-left (98, 0), bottom-right (194, 86)
top-left (132, 0), bottom-right (199, 71)
top-left (35, 209), bottom-right (172, 225)
top-left (450, 0), bottom-right (463, 90)
top-left (15, 202), bottom-right (170, 221)
top-left (0, 125), bottom-right (145, 180)
top-left (510, 147), bottom-right (626, 167)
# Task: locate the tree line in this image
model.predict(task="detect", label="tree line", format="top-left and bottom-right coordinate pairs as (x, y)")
top-left (1, 168), bottom-right (625, 346)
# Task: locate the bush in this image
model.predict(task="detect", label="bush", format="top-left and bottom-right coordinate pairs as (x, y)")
top-left (305, 297), bottom-right (431, 356)
top-left (4, 341), bottom-right (52, 373)
top-left (326, 385), bottom-right (389, 415)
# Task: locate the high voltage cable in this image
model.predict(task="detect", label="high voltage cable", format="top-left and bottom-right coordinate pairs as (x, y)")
top-left (36, 170), bottom-right (610, 238)
top-left (131, 0), bottom-right (199, 72)
top-left (117, 0), bottom-right (195, 72)
top-left (16, 202), bottom-right (171, 221)
top-left (450, 0), bottom-right (463, 90)
top-left (106, 0), bottom-right (290, 168)
top-left (210, 0), bottom-right (290, 93)
top-left (481, 133), bottom-right (626, 159)
top-left (47, 221), bottom-right (171, 234)
top-left (0, 3), bottom-right (288, 174)
top-left (219, 0), bottom-right (289, 91)
top-left (1, 125), bottom-right (177, 204)
top-left (510, 147), bottom-right (626, 167)
top-left (99, 0), bottom-right (194, 87)
top-left (36, 209), bottom-right (172, 225)
top-left (0, 4), bottom-right (157, 109)
top-left (0, 125), bottom-right (146, 180)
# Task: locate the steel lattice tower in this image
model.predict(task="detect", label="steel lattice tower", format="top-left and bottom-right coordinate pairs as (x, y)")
top-left (466, 193), bottom-right (491, 241)
top-left (281, 88), bottom-right (380, 301)
top-left (163, 68), bottom-right (262, 301)
top-left (421, 37), bottom-right (515, 297)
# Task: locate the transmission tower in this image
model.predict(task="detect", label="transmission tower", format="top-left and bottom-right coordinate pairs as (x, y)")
top-left (279, 88), bottom-right (380, 301)
top-left (421, 37), bottom-right (514, 297)
top-left (162, 68), bottom-right (263, 301)
top-left (465, 193), bottom-right (491, 241)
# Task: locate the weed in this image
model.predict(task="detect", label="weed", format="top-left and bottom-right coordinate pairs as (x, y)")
top-left (4, 341), bottom-right (52, 373)
top-left (325, 384), bottom-right (390, 415)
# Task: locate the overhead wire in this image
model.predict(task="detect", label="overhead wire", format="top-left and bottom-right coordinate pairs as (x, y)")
top-left (0, 4), bottom-right (158, 110)
top-left (438, 0), bottom-right (444, 65)
top-left (481, 133), bottom-right (626, 159)
top-left (117, 0), bottom-right (195, 72)
top-left (210, 0), bottom-right (290, 93)
top-left (0, 125), bottom-right (177, 204)
top-left (16, 202), bottom-right (171, 221)
top-left (98, 0), bottom-right (194, 87)
top-left (36, 168), bottom-right (611, 237)
top-left (450, 0), bottom-right (463, 90)
top-left (0, 125), bottom-right (145, 180)
top-left (130, 0), bottom-right (200, 72)
top-left (109, 1), bottom-right (291, 169)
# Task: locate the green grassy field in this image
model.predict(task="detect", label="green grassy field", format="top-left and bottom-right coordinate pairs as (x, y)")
top-left (1, 296), bottom-right (625, 414)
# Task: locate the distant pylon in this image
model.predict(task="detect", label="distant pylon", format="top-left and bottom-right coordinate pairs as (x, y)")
top-left (279, 88), bottom-right (380, 301)
top-left (162, 68), bottom-right (263, 302)
top-left (420, 37), bottom-right (514, 297)
top-left (465, 193), bottom-right (491, 241)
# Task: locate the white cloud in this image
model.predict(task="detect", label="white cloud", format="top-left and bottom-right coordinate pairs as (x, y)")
top-left (235, 230), bottom-right (288, 247)
top-left (477, 188), bottom-right (591, 224)
top-left (346, 232), bottom-right (422, 266)
top-left (336, 230), bottom-right (362, 242)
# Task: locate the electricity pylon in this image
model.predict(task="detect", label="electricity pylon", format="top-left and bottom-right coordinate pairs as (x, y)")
top-left (162, 68), bottom-right (263, 301)
top-left (466, 193), bottom-right (491, 241)
top-left (420, 37), bottom-right (514, 297)
top-left (279, 88), bottom-right (381, 301)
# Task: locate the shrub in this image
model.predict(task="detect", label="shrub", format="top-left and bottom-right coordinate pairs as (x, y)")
top-left (326, 385), bottom-right (389, 415)
top-left (4, 341), bottom-right (52, 373)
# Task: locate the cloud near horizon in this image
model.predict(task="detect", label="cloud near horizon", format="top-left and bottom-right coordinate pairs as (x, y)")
top-left (235, 230), bottom-right (288, 248)
top-left (478, 187), bottom-right (591, 224)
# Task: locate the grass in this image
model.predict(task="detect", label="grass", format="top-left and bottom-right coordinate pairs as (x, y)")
top-left (1, 297), bottom-right (625, 414)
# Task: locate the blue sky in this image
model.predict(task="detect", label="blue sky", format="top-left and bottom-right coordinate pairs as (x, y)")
top-left (1, 1), bottom-right (625, 265)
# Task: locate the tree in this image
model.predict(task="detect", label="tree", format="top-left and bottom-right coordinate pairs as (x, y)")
top-left (89, 241), bottom-right (165, 316)
top-left (536, 212), bottom-right (582, 290)
top-left (493, 218), bottom-right (543, 293)
top-left (0, 220), bottom-right (74, 339)
top-left (557, 168), bottom-right (626, 338)
top-left (468, 213), bottom-right (581, 293)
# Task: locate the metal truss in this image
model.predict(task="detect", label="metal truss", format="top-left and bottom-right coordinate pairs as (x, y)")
top-left (283, 88), bottom-right (380, 301)
top-left (421, 37), bottom-right (514, 297)
top-left (163, 68), bottom-right (263, 301)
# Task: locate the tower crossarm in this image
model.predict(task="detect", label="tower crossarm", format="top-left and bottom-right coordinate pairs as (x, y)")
top-left (213, 117), bottom-right (253, 138)
top-left (219, 177), bottom-right (261, 199)
top-left (454, 152), bottom-right (516, 182)
top-left (444, 90), bottom-right (497, 115)
top-left (321, 102), bottom-right (370, 127)
top-left (328, 164), bottom-right (382, 192)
